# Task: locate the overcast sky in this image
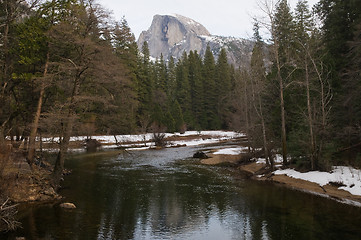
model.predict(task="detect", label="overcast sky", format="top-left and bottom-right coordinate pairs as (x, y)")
top-left (98, 0), bottom-right (320, 40)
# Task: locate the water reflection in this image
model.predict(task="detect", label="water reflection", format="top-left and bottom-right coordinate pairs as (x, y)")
top-left (4, 147), bottom-right (361, 239)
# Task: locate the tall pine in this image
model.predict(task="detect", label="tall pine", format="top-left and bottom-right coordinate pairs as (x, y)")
top-left (202, 45), bottom-right (219, 129)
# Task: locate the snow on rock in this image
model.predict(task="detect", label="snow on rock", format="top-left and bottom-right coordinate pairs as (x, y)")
top-left (274, 166), bottom-right (361, 196)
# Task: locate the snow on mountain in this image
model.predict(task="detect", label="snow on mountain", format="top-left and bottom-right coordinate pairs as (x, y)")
top-left (137, 14), bottom-right (254, 67)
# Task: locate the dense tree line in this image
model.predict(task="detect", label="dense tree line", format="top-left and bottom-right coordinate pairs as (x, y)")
top-left (238, 0), bottom-right (361, 171)
top-left (137, 44), bottom-right (235, 132)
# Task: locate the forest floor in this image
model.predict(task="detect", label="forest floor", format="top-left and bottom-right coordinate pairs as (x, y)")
top-left (0, 149), bottom-right (61, 203)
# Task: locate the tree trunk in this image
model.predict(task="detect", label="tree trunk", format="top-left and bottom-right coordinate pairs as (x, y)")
top-left (0, 126), bottom-right (5, 148)
top-left (1, 10), bottom-right (10, 97)
top-left (27, 51), bottom-right (50, 167)
top-left (52, 113), bottom-right (75, 186)
top-left (261, 116), bottom-right (273, 168)
top-left (243, 78), bottom-right (251, 153)
top-left (257, 93), bottom-right (273, 168)
top-left (52, 70), bottom-right (81, 187)
top-left (308, 51), bottom-right (332, 164)
top-left (249, 68), bottom-right (271, 167)
top-left (0, 4), bottom-right (10, 142)
top-left (305, 56), bottom-right (315, 170)
top-left (277, 57), bottom-right (288, 165)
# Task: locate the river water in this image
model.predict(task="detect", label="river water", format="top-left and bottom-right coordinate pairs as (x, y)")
top-left (4, 145), bottom-right (361, 239)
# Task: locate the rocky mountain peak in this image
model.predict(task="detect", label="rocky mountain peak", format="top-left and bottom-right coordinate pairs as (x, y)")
top-left (137, 14), bottom-right (254, 67)
top-left (163, 14), bottom-right (211, 35)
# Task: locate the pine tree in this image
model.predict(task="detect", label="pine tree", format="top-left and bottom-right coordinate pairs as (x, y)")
top-left (294, 0), bottom-right (313, 41)
top-left (202, 45), bottom-right (219, 129)
top-left (274, 0), bottom-right (296, 63)
top-left (113, 17), bottom-right (139, 89)
top-left (0, 0), bottom-right (29, 145)
top-left (166, 56), bottom-right (176, 99)
top-left (171, 100), bottom-right (184, 132)
top-left (317, 0), bottom-right (361, 154)
top-left (341, 20), bottom-right (361, 148)
top-left (136, 41), bottom-right (154, 131)
top-left (15, 4), bottom-right (54, 166)
top-left (154, 54), bottom-right (167, 92)
top-left (104, 17), bottom-right (139, 134)
top-left (250, 22), bottom-right (274, 167)
top-left (316, 0), bottom-right (360, 89)
top-left (175, 52), bottom-right (192, 128)
top-left (164, 110), bottom-right (175, 133)
top-left (270, 0), bottom-right (296, 165)
top-left (216, 48), bottom-right (231, 128)
top-left (188, 50), bottom-right (203, 129)
top-left (291, 0), bottom-right (319, 169)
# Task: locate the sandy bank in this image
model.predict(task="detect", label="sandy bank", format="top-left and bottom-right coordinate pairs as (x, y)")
top-left (268, 175), bottom-right (361, 205)
top-left (200, 152), bottom-right (361, 206)
top-left (200, 153), bottom-right (241, 165)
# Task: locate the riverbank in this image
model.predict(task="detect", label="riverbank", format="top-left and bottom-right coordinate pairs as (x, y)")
top-left (0, 152), bottom-right (61, 203)
top-left (201, 147), bottom-right (361, 206)
top-left (38, 131), bottom-right (245, 152)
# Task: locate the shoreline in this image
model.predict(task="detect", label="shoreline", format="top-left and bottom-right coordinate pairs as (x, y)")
top-left (201, 153), bottom-right (361, 207)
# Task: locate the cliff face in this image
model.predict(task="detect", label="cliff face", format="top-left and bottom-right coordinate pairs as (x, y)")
top-left (137, 14), bottom-right (254, 67)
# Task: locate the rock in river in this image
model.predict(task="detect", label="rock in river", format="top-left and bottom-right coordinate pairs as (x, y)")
top-left (60, 202), bottom-right (76, 209)
top-left (193, 151), bottom-right (209, 159)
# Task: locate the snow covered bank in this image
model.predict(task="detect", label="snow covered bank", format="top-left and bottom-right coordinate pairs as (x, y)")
top-left (40, 131), bottom-right (244, 152)
top-left (274, 166), bottom-right (361, 196)
top-left (41, 131), bottom-right (243, 144)
top-left (209, 146), bottom-right (361, 200)
top-left (213, 147), bottom-right (248, 155)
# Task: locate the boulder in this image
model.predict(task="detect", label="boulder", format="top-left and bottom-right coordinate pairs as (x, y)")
top-left (60, 202), bottom-right (76, 209)
top-left (193, 151), bottom-right (209, 159)
top-left (85, 139), bottom-right (101, 152)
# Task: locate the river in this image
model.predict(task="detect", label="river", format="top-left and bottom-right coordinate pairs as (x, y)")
top-left (4, 145), bottom-right (361, 239)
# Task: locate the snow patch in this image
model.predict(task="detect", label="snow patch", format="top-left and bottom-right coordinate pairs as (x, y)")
top-left (198, 35), bottom-right (246, 49)
top-left (40, 131), bottom-right (244, 152)
top-left (213, 147), bottom-right (248, 155)
top-left (274, 166), bottom-right (361, 196)
top-left (256, 154), bottom-right (284, 164)
top-left (167, 13), bottom-right (178, 18)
